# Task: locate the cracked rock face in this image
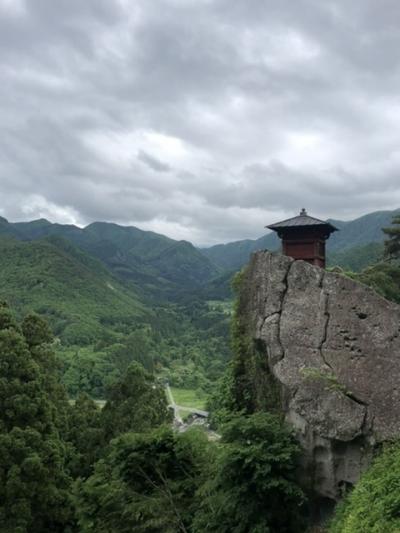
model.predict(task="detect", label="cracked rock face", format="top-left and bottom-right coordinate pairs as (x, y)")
top-left (242, 251), bottom-right (400, 502)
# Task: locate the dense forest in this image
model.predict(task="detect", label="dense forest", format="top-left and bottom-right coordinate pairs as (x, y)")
top-left (1, 211), bottom-right (400, 531)
top-left (0, 303), bottom-right (305, 531)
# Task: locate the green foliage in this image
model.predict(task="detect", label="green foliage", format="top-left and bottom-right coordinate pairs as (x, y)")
top-left (0, 236), bottom-right (231, 401)
top-left (228, 269), bottom-right (280, 415)
top-left (76, 427), bottom-right (211, 533)
top-left (206, 366), bottom-right (239, 427)
top-left (0, 237), bottom-right (147, 345)
top-left (207, 267), bottom-right (281, 427)
top-left (1, 216), bottom-right (220, 297)
top-left (329, 443), bottom-right (400, 533)
top-left (193, 413), bottom-right (305, 533)
top-left (65, 394), bottom-right (103, 480)
top-left (57, 297), bottom-right (231, 401)
top-left (328, 242), bottom-right (384, 272)
top-left (383, 214), bottom-right (400, 258)
top-left (300, 367), bottom-right (347, 393)
top-left (22, 312), bottom-right (54, 347)
top-left (100, 362), bottom-right (171, 442)
top-left (58, 346), bottom-right (120, 398)
top-left (0, 304), bottom-right (73, 532)
top-left (349, 262), bottom-right (400, 304)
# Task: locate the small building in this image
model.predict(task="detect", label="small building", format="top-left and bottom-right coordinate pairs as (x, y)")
top-left (266, 208), bottom-right (338, 268)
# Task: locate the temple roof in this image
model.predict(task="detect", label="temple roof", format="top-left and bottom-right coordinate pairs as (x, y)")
top-left (266, 208), bottom-right (338, 232)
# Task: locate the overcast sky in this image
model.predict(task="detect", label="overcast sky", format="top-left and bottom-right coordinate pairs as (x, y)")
top-left (1, 0), bottom-right (400, 245)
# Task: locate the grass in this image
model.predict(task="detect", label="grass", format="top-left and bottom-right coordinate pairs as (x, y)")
top-left (170, 387), bottom-right (207, 411)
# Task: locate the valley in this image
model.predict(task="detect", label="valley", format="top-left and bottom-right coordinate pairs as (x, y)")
top-left (1, 208), bottom-right (400, 532)
top-left (0, 208), bottom-right (397, 406)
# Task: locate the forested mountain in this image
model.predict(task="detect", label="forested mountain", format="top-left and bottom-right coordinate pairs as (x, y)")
top-left (200, 233), bottom-right (279, 271)
top-left (0, 217), bottom-right (220, 300)
top-left (2, 208), bottom-right (398, 284)
top-left (1, 212), bottom-right (399, 531)
top-left (201, 208), bottom-right (400, 271)
top-left (0, 229), bottom-right (231, 398)
top-left (0, 236), bottom-right (149, 345)
top-left (327, 209), bottom-right (400, 250)
top-left (327, 242), bottom-right (384, 271)
top-left (0, 208), bottom-right (397, 400)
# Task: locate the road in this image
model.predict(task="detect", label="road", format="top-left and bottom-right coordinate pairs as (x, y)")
top-left (165, 384), bottom-right (209, 424)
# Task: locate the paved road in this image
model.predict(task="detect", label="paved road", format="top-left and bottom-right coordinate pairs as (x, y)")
top-left (165, 383), bottom-right (183, 424)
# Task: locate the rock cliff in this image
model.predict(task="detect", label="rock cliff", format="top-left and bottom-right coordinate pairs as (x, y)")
top-left (237, 251), bottom-right (400, 512)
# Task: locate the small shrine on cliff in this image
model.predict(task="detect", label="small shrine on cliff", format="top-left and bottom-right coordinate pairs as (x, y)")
top-left (267, 208), bottom-right (338, 268)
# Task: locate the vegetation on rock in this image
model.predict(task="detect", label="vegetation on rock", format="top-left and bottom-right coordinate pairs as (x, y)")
top-left (329, 443), bottom-right (400, 533)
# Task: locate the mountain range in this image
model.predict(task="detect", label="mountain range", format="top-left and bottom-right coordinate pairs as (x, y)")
top-left (0, 216), bottom-right (218, 299)
top-left (0, 207), bottom-right (397, 362)
top-left (0, 208), bottom-right (398, 287)
top-left (201, 209), bottom-right (399, 271)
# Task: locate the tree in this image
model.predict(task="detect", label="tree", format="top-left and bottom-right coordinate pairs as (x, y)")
top-left (329, 443), bottom-right (400, 533)
top-left (65, 394), bottom-right (103, 480)
top-left (22, 312), bottom-right (53, 348)
top-left (193, 412), bottom-right (305, 533)
top-left (22, 312), bottom-right (71, 437)
top-left (76, 427), bottom-right (210, 533)
top-left (0, 304), bottom-right (73, 532)
top-left (350, 262), bottom-right (400, 304)
top-left (383, 214), bottom-right (400, 259)
top-left (107, 329), bottom-right (155, 374)
top-left (100, 362), bottom-right (171, 443)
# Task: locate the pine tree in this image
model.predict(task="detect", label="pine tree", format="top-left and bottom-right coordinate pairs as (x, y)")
top-left (100, 362), bottom-right (171, 442)
top-left (22, 312), bottom-right (71, 435)
top-left (66, 393), bottom-right (103, 479)
top-left (0, 304), bottom-right (73, 532)
top-left (383, 214), bottom-right (400, 258)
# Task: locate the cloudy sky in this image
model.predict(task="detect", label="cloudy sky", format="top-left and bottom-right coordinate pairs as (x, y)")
top-left (1, 0), bottom-right (400, 245)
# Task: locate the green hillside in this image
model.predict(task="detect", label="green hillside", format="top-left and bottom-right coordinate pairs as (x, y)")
top-left (0, 233), bottom-right (231, 399)
top-left (328, 209), bottom-right (400, 251)
top-left (201, 209), bottom-right (400, 271)
top-left (200, 234), bottom-right (279, 271)
top-left (6, 218), bottom-right (220, 296)
top-left (328, 241), bottom-right (384, 271)
top-left (0, 237), bottom-right (149, 345)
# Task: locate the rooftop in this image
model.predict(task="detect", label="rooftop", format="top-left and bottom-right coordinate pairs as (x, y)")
top-left (267, 208), bottom-right (339, 231)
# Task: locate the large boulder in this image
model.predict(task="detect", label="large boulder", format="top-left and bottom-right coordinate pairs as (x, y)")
top-left (240, 251), bottom-right (400, 512)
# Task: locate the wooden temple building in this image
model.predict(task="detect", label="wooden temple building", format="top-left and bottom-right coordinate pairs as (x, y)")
top-left (267, 208), bottom-right (338, 268)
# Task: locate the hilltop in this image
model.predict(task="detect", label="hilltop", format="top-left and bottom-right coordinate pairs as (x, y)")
top-left (0, 217), bottom-right (220, 302)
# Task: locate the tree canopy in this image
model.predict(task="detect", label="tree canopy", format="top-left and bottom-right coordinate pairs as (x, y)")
top-left (193, 412), bottom-right (305, 533)
top-left (0, 304), bottom-right (73, 532)
top-left (383, 214), bottom-right (400, 259)
top-left (100, 362), bottom-right (171, 442)
top-left (76, 427), bottom-right (210, 533)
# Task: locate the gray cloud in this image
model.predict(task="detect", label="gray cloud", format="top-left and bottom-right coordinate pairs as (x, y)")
top-left (137, 150), bottom-right (171, 172)
top-left (1, 0), bottom-right (400, 245)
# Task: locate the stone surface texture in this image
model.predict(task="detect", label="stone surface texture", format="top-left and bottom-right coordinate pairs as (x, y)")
top-left (242, 251), bottom-right (400, 502)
